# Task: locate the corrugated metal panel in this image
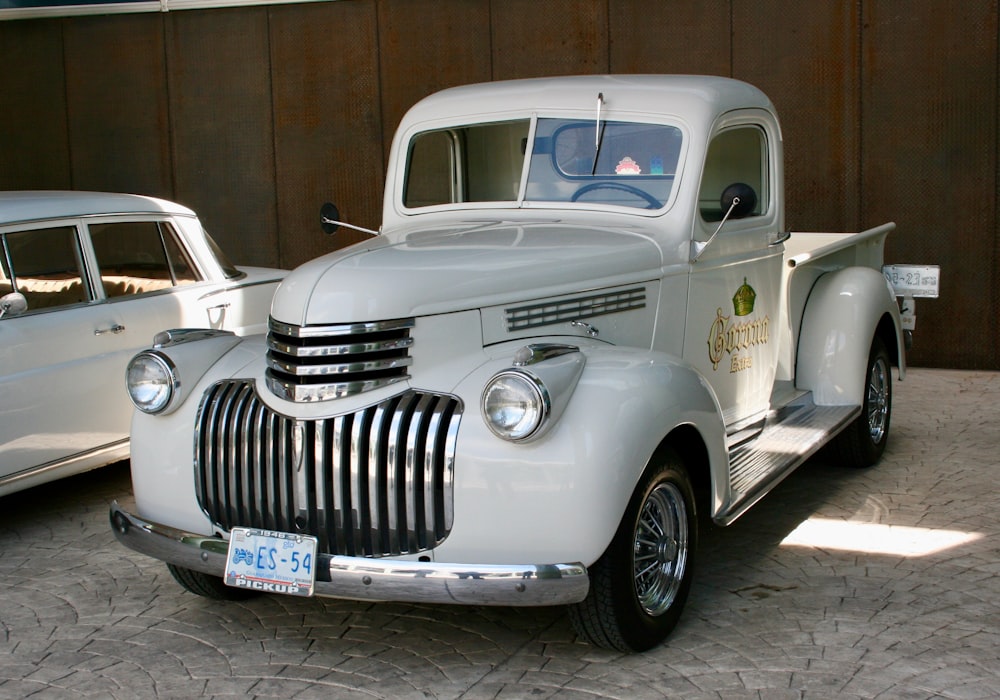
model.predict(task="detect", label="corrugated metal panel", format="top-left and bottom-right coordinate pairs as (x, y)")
top-left (609, 0), bottom-right (730, 75)
top-left (491, 0), bottom-right (609, 79)
top-left (0, 20), bottom-right (71, 190)
top-left (63, 14), bottom-right (172, 196)
top-left (165, 8), bottom-right (280, 269)
top-left (862, 0), bottom-right (998, 368)
top-left (269, 0), bottom-right (383, 268)
top-left (734, 1), bottom-right (862, 234)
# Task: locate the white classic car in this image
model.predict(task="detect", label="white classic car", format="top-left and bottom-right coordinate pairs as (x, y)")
top-left (0, 191), bottom-right (286, 496)
top-left (112, 76), bottom-right (905, 651)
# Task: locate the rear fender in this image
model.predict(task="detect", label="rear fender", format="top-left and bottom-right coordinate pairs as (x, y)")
top-left (795, 267), bottom-right (903, 406)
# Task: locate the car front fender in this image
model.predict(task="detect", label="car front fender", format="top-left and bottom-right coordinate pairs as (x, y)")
top-left (436, 344), bottom-right (727, 567)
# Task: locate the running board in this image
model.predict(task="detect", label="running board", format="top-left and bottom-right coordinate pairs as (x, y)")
top-left (715, 398), bottom-right (859, 526)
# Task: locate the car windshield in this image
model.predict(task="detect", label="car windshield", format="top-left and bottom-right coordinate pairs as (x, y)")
top-left (403, 117), bottom-right (682, 212)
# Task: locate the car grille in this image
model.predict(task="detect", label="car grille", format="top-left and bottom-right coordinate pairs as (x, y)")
top-left (195, 380), bottom-right (461, 558)
top-left (265, 317), bottom-right (415, 402)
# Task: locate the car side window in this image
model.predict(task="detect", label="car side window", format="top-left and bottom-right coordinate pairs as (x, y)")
top-left (699, 126), bottom-right (768, 222)
top-left (0, 226), bottom-right (90, 313)
top-left (89, 221), bottom-right (201, 299)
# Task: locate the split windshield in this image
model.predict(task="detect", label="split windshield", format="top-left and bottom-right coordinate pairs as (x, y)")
top-left (403, 117), bottom-right (682, 211)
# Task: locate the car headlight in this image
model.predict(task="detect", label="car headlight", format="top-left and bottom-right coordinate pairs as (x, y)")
top-left (126, 351), bottom-right (178, 414)
top-left (481, 370), bottom-right (548, 441)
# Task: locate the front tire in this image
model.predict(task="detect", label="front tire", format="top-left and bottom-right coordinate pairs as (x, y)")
top-left (835, 336), bottom-right (892, 468)
top-left (569, 450), bottom-right (697, 651)
top-left (167, 564), bottom-right (260, 601)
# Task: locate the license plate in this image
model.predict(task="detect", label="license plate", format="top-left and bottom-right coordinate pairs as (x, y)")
top-left (225, 528), bottom-right (318, 597)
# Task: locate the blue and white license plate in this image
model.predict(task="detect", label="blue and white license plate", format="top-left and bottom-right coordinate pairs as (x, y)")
top-left (225, 527), bottom-right (318, 597)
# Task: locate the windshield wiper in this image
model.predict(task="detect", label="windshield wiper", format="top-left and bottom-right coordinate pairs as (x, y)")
top-left (592, 92), bottom-right (605, 176)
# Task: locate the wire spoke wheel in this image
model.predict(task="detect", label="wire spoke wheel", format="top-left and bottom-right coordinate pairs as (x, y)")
top-left (866, 354), bottom-right (890, 443)
top-left (835, 336), bottom-right (892, 468)
top-left (569, 451), bottom-right (697, 651)
top-left (633, 482), bottom-right (689, 616)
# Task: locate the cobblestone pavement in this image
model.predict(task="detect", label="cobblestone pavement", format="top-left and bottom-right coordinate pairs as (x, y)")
top-left (1, 368), bottom-right (998, 699)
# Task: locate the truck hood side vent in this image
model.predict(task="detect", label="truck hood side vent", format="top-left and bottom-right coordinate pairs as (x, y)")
top-left (266, 317), bottom-right (415, 402)
top-left (505, 287), bottom-right (646, 331)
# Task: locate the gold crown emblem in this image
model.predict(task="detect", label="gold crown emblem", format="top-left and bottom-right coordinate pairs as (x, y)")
top-left (732, 278), bottom-right (756, 316)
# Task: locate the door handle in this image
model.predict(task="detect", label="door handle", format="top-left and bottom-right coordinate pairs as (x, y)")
top-left (94, 324), bottom-right (125, 336)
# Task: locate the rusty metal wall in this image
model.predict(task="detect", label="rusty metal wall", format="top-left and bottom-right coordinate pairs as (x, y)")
top-left (165, 8), bottom-right (279, 266)
top-left (0, 0), bottom-right (996, 368)
top-left (63, 14), bottom-right (173, 196)
top-left (862, 0), bottom-right (998, 369)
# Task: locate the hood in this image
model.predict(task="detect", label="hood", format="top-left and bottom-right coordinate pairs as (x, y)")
top-left (271, 221), bottom-right (664, 326)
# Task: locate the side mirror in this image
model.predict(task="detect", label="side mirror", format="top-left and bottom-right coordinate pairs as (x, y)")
top-left (720, 183), bottom-right (757, 219)
top-left (320, 202), bottom-right (340, 235)
top-left (320, 202), bottom-right (379, 237)
top-left (0, 291), bottom-right (27, 319)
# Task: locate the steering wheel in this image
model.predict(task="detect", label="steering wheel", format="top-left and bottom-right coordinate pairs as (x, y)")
top-left (570, 181), bottom-right (661, 209)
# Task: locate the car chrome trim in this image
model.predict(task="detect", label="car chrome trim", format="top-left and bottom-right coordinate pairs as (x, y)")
top-left (266, 317), bottom-right (415, 402)
top-left (109, 502), bottom-right (590, 606)
top-left (0, 439), bottom-right (129, 490)
top-left (195, 382), bottom-right (461, 557)
top-left (505, 287), bottom-right (646, 331)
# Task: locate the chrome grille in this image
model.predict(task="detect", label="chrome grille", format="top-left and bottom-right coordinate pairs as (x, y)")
top-left (266, 317), bottom-right (414, 402)
top-left (505, 287), bottom-right (646, 331)
top-left (195, 380), bottom-right (461, 558)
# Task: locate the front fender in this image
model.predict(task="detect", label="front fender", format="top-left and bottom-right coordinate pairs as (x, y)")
top-left (795, 266), bottom-right (903, 405)
top-left (437, 344), bottom-right (727, 567)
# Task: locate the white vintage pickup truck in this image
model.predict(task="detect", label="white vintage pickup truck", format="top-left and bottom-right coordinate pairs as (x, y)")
top-left (111, 75), bottom-right (904, 652)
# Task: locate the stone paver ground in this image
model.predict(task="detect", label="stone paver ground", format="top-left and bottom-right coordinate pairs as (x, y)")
top-left (1, 368), bottom-right (997, 699)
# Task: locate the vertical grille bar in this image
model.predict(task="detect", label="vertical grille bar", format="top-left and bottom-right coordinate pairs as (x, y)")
top-left (195, 381), bottom-right (461, 558)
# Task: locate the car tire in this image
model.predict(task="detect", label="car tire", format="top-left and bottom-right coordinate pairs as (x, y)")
top-left (569, 449), bottom-right (697, 651)
top-left (835, 336), bottom-right (892, 468)
top-left (166, 564), bottom-right (260, 601)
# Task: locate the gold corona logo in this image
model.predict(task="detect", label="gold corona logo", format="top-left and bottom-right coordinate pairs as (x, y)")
top-left (707, 278), bottom-right (770, 371)
top-left (732, 277), bottom-right (756, 316)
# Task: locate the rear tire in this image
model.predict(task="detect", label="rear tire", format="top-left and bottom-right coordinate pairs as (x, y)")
top-left (166, 564), bottom-right (260, 601)
top-left (835, 336), bottom-right (892, 468)
top-left (569, 449), bottom-right (697, 651)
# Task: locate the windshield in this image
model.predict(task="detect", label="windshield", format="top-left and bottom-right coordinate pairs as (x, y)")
top-left (403, 117), bottom-right (682, 212)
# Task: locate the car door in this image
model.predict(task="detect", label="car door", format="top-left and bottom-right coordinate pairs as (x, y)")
top-left (683, 119), bottom-right (784, 427)
top-left (0, 220), bottom-right (137, 480)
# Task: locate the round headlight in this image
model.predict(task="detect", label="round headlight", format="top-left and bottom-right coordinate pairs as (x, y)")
top-left (481, 370), bottom-right (548, 441)
top-left (126, 351), bottom-right (177, 414)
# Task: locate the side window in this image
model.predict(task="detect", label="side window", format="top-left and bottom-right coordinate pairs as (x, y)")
top-left (699, 126), bottom-right (768, 222)
top-left (89, 221), bottom-right (200, 299)
top-left (0, 226), bottom-right (89, 313)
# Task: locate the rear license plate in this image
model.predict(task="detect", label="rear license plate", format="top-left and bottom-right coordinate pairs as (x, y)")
top-left (225, 527), bottom-right (318, 597)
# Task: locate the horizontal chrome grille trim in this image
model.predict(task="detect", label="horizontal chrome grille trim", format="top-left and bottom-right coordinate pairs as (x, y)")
top-left (270, 318), bottom-right (415, 339)
top-left (268, 336), bottom-right (414, 358)
top-left (266, 355), bottom-right (414, 377)
top-left (267, 316), bottom-right (414, 402)
top-left (505, 287), bottom-right (646, 331)
top-left (195, 380), bottom-right (462, 558)
top-left (266, 375), bottom-right (409, 403)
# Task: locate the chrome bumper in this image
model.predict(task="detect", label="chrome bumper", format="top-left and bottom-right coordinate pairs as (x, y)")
top-left (109, 501), bottom-right (590, 606)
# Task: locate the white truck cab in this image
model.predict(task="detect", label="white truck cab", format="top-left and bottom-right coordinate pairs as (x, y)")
top-left (112, 75), bottom-right (904, 652)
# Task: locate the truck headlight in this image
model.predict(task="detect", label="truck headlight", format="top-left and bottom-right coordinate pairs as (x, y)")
top-left (126, 351), bottom-right (178, 414)
top-left (481, 370), bottom-right (549, 441)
